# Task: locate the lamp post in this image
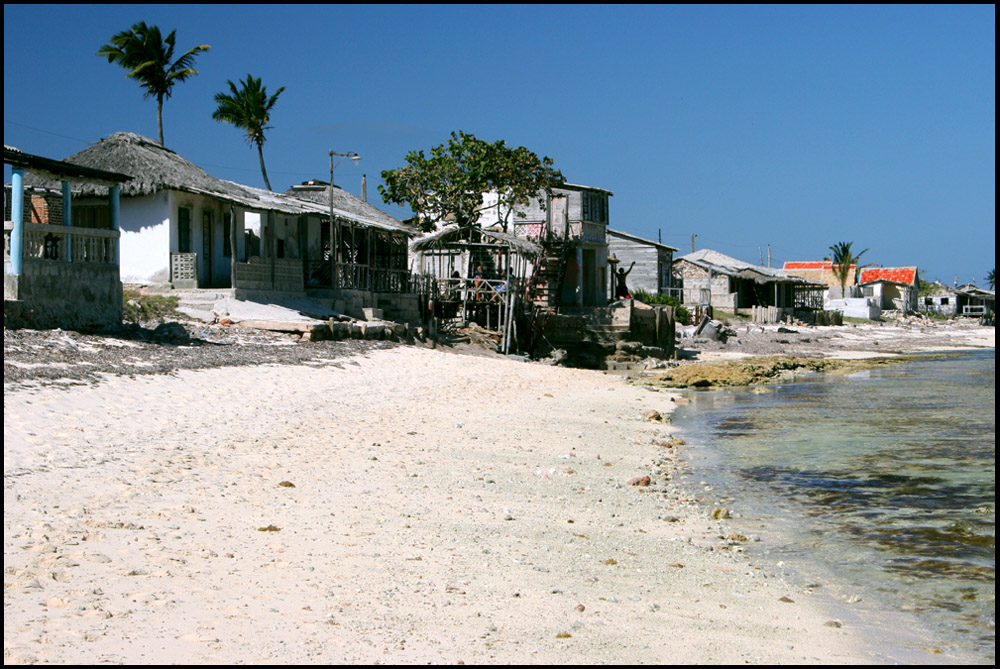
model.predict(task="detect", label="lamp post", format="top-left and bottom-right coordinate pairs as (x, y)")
top-left (329, 150), bottom-right (361, 290)
top-left (329, 150), bottom-right (361, 188)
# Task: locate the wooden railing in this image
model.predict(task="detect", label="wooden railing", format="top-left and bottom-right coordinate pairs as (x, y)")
top-left (513, 220), bottom-right (606, 244)
top-left (306, 259), bottom-right (410, 293)
top-left (4, 221), bottom-right (119, 265)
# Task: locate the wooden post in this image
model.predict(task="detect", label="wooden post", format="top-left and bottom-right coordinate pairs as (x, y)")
top-left (268, 211), bottom-right (276, 290)
top-left (62, 180), bottom-right (73, 262)
top-left (110, 184), bottom-right (120, 266)
top-left (229, 203), bottom-right (237, 290)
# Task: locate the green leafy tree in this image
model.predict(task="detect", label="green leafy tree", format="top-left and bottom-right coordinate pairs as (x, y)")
top-left (987, 269), bottom-right (995, 290)
top-left (827, 241), bottom-right (868, 295)
top-left (379, 131), bottom-right (564, 233)
top-left (97, 21), bottom-right (210, 147)
top-left (212, 75), bottom-right (286, 191)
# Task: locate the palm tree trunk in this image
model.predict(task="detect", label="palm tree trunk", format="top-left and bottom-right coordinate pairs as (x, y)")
top-left (157, 96), bottom-right (165, 146)
top-left (257, 143), bottom-right (272, 191)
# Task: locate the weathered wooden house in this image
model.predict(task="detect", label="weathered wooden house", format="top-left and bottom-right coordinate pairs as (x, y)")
top-left (858, 267), bottom-right (920, 313)
top-left (954, 284), bottom-right (995, 319)
top-left (606, 228), bottom-right (679, 298)
top-left (281, 180), bottom-right (416, 295)
top-left (5, 145), bottom-right (131, 329)
top-left (918, 281), bottom-right (961, 316)
top-left (674, 249), bottom-right (825, 318)
top-left (477, 182), bottom-right (613, 309)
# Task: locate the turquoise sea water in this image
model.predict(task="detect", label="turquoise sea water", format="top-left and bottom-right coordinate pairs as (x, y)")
top-left (672, 349), bottom-right (995, 664)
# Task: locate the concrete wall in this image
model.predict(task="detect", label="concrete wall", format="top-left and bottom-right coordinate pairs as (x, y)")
top-left (233, 257), bottom-right (304, 293)
top-left (5, 259), bottom-right (122, 330)
top-left (118, 192), bottom-right (171, 285)
top-left (828, 297), bottom-right (880, 320)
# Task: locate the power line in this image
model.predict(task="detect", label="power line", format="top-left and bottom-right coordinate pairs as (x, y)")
top-left (4, 120), bottom-right (92, 146)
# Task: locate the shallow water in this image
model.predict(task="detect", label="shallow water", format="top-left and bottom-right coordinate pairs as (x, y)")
top-left (672, 349), bottom-right (995, 663)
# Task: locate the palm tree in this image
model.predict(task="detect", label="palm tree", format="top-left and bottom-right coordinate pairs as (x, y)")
top-left (827, 241), bottom-right (868, 296)
top-left (97, 22), bottom-right (210, 147)
top-left (212, 75), bottom-right (286, 191)
top-left (987, 269), bottom-right (995, 290)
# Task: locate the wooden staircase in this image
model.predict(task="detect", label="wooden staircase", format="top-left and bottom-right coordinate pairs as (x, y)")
top-left (529, 239), bottom-right (570, 309)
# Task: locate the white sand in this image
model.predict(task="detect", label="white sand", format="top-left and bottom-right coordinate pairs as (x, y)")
top-left (3, 345), bottom-right (888, 664)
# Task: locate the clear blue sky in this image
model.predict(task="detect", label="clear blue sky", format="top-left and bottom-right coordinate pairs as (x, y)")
top-left (4, 4), bottom-right (995, 285)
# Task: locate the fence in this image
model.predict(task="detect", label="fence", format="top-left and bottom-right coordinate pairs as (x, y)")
top-left (5, 221), bottom-right (119, 265)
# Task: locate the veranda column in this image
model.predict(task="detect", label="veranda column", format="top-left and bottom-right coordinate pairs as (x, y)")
top-left (110, 184), bottom-right (120, 265)
top-left (10, 168), bottom-right (24, 275)
top-left (62, 180), bottom-right (73, 261)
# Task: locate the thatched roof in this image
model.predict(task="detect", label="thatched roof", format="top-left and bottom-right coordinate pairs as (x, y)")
top-left (5, 145), bottom-right (132, 186)
top-left (284, 180), bottom-right (418, 236)
top-left (23, 133), bottom-right (253, 203)
top-left (411, 225), bottom-right (542, 257)
top-left (17, 134), bottom-right (417, 234)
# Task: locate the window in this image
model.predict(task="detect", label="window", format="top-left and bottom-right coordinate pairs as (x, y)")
top-left (178, 207), bottom-right (192, 253)
top-left (73, 205), bottom-right (110, 229)
top-left (581, 192), bottom-right (608, 224)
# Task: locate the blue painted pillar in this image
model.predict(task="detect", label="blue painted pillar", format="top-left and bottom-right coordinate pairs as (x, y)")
top-left (10, 168), bottom-right (24, 275)
top-left (110, 184), bottom-right (120, 265)
top-left (576, 246), bottom-right (584, 307)
top-left (62, 180), bottom-right (73, 262)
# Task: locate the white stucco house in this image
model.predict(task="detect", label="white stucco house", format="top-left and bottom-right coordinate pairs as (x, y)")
top-left (23, 133), bottom-right (418, 302)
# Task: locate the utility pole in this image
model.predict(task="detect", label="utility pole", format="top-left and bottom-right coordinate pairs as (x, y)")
top-left (691, 234), bottom-right (696, 253)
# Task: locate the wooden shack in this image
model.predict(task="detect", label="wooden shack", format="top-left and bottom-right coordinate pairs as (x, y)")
top-left (606, 228), bottom-right (679, 298)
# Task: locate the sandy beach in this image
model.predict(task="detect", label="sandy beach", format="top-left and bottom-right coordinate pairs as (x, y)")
top-left (3, 319), bottom-right (994, 664)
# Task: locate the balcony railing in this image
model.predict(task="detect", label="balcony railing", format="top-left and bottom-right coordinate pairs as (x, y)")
top-left (5, 221), bottom-right (119, 265)
top-left (513, 220), bottom-right (606, 245)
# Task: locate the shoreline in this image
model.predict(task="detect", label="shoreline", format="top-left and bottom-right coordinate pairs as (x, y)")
top-left (3, 320), bottom-right (994, 664)
top-left (666, 352), bottom-right (995, 665)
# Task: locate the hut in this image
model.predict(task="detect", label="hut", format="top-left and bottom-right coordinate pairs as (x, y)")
top-left (22, 132), bottom-right (271, 289)
top-left (606, 228), bottom-right (679, 299)
top-left (411, 225), bottom-right (541, 352)
top-left (858, 267), bottom-right (920, 313)
top-left (674, 248), bottom-right (826, 322)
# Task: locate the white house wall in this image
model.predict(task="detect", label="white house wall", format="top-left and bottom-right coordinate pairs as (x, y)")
top-left (119, 192), bottom-right (170, 285)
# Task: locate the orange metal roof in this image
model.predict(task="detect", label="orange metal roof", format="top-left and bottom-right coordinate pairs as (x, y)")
top-left (859, 267), bottom-right (918, 285)
top-left (783, 261), bottom-right (855, 270)
top-left (784, 261), bottom-right (832, 270)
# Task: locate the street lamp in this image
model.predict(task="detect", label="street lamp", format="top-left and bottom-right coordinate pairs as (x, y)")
top-left (329, 150), bottom-right (361, 187)
top-left (329, 150), bottom-right (361, 291)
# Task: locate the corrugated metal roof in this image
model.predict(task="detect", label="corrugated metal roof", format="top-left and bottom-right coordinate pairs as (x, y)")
top-left (607, 228), bottom-right (679, 252)
top-left (678, 249), bottom-right (825, 285)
